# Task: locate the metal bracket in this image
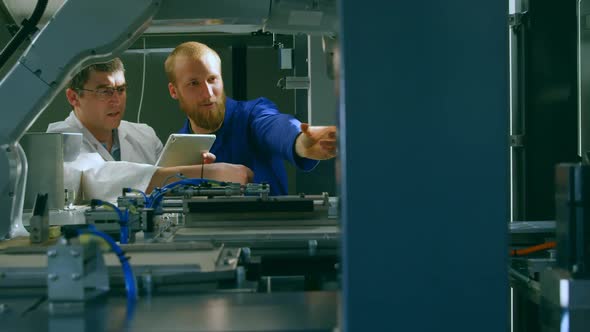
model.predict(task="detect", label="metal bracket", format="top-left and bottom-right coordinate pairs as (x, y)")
top-left (509, 12), bottom-right (528, 31)
top-left (29, 193), bottom-right (49, 244)
top-left (216, 247), bottom-right (241, 269)
top-left (47, 239), bottom-right (109, 304)
top-left (510, 134), bottom-right (525, 148)
top-left (277, 76), bottom-right (310, 90)
top-left (251, 29), bottom-right (271, 37)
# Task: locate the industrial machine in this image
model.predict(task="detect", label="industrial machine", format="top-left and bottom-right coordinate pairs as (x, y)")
top-left (0, 1), bottom-right (341, 331)
top-left (0, 179), bottom-right (340, 331)
top-left (509, 164), bottom-right (590, 332)
top-left (507, 1), bottom-right (590, 331)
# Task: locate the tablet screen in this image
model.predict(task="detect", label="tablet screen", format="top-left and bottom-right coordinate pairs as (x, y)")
top-left (155, 134), bottom-right (216, 167)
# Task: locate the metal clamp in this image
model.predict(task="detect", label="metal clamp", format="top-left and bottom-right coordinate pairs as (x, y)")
top-left (510, 134), bottom-right (525, 148)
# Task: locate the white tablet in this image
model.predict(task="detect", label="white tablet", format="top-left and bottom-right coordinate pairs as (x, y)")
top-left (156, 134), bottom-right (216, 167)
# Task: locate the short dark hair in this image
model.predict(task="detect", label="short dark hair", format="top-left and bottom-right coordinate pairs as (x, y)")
top-left (68, 58), bottom-right (125, 93)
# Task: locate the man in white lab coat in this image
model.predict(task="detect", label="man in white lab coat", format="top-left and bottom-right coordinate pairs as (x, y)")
top-left (48, 58), bottom-right (252, 202)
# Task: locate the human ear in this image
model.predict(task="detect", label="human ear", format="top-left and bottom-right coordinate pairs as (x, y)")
top-left (168, 82), bottom-right (178, 100)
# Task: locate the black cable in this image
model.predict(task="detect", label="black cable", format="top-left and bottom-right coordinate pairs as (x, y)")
top-left (200, 159), bottom-right (205, 180)
top-left (20, 295), bottom-right (47, 316)
top-left (0, 0), bottom-right (49, 71)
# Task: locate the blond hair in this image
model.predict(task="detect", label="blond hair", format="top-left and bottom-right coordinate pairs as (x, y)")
top-left (164, 41), bottom-right (221, 84)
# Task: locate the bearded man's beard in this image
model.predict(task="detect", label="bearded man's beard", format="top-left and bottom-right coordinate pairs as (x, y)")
top-left (182, 91), bottom-right (226, 132)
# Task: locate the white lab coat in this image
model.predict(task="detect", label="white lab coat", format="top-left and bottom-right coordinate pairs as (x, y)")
top-left (47, 111), bottom-right (163, 202)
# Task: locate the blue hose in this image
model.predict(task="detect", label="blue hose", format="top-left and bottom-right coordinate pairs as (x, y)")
top-left (119, 209), bottom-right (130, 244)
top-left (147, 178), bottom-right (220, 209)
top-left (77, 227), bottom-right (137, 306)
top-left (91, 200), bottom-right (129, 244)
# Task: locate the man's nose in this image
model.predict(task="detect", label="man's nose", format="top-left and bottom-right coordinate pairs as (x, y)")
top-left (200, 82), bottom-right (214, 99)
top-left (108, 91), bottom-right (124, 104)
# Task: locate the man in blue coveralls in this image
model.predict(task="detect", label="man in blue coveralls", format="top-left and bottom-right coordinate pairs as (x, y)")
top-left (165, 41), bottom-right (337, 196)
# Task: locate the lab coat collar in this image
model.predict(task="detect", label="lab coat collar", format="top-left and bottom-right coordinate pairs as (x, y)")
top-left (64, 111), bottom-right (118, 162)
